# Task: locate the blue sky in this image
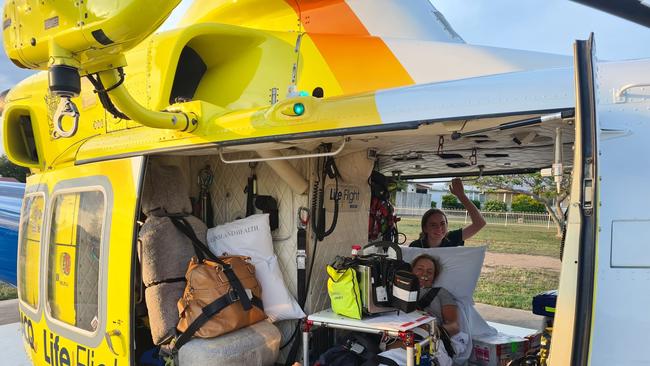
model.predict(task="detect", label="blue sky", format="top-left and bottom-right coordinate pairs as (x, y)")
top-left (0, 0), bottom-right (649, 91)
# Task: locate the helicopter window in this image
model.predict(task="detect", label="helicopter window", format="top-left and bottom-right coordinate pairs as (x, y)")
top-left (47, 190), bottom-right (105, 332)
top-left (18, 194), bottom-right (45, 310)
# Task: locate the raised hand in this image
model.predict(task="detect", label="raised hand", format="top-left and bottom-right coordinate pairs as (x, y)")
top-left (449, 177), bottom-right (465, 198)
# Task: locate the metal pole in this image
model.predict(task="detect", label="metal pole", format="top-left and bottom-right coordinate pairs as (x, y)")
top-left (505, 212), bottom-right (508, 226)
top-left (302, 330), bottom-right (309, 366)
top-left (406, 345), bottom-right (415, 366)
top-left (464, 210), bottom-right (468, 224)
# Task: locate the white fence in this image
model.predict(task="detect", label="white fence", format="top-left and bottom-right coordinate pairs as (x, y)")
top-left (394, 207), bottom-right (555, 229)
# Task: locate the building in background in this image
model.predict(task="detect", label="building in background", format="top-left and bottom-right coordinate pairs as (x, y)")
top-left (399, 182), bottom-right (484, 210)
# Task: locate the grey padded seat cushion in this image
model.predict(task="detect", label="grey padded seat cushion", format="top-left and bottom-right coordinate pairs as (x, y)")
top-left (139, 215), bottom-right (206, 286)
top-left (139, 215), bottom-right (206, 344)
top-left (138, 163), bottom-right (207, 344)
top-left (145, 282), bottom-right (186, 345)
top-left (179, 319), bottom-right (281, 366)
top-left (141, 163), bottom-right (192, 215)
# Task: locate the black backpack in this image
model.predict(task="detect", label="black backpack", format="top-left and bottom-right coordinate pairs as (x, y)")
top-left (315, 333), bottom-right (398, 366)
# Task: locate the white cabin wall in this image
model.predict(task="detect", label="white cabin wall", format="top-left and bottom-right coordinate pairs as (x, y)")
top-left (188, 153), bottom-right (308, 355)
top-left (306, 150), bottom-right (375, 313)
top-left (184, 149), bottom-right (373, 356)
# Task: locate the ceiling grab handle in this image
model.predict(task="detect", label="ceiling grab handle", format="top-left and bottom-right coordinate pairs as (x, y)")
top-left (219, 137), bottom-right (348, 164)
top-left (52, 97), bottom-right (80, 139)
top-left (613, 83), bottom-right (650, 103)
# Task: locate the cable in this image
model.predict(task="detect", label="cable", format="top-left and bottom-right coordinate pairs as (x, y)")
top-left (85, 70), bottom-right (130, 120)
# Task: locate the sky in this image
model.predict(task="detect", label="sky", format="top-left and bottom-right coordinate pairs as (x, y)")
top-left (0, 1), bottom-right (647, 157)
top-left (0, 0), bottom-right (649, 92)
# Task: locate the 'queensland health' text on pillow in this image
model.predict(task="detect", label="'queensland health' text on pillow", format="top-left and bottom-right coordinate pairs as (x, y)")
top-left (207, 214), bottom-right (305, 322)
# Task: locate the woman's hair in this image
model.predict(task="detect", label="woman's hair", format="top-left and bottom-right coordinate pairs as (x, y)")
top-left (411, 254), bottom-right (442, 281)
top-left (419, 208), bottom-right (448, 240)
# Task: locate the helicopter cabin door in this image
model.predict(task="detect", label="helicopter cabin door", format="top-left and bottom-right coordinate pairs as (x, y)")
top-left (18, 156), bottom-right (145, 366)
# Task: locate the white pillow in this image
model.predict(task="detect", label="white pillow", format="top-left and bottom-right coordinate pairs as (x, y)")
top-left (401, 246), bottom-right (497, 342)
top-left (207, 214), bottom-right (275, 259)
top-left (253, 256), bottom-right (305, 322)
top-left (401, 246), bottom-right (486, 302)
top-left (207, 214), bottom-right (305, 322)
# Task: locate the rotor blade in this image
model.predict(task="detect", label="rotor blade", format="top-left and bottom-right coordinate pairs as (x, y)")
top-left (571, 0), bottom-right (650, 28)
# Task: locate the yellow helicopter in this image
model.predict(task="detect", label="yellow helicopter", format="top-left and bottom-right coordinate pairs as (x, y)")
top-left (3, 0), bottom-right (650, 365)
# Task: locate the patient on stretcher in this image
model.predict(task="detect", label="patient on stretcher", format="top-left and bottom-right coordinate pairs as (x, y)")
top-left (412, 254), bottom-right (469, 360)
top-left (379, 254), bottom-right (470, 366)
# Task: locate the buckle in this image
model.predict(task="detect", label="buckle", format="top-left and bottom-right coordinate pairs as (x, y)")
top-left (228, 289), bottom-right (240, 302)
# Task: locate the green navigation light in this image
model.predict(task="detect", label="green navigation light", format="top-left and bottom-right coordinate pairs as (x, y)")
top-left (293, 103), bottom-right (305, 116)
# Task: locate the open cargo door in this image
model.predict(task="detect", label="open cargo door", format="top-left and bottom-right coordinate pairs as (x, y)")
top-left (548, 34), bottom-right (599, 366)
top-left (552, 33), bottom-right (650, 365)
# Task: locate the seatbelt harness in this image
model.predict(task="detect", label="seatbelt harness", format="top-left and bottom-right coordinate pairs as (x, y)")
top-left (296, 207), bottom-right (309, 306)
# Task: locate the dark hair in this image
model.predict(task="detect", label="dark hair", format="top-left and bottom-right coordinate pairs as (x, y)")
top-left (411, 254), bottom-right (442, 281)
top-left (419, 208), bottom-right (448, 240)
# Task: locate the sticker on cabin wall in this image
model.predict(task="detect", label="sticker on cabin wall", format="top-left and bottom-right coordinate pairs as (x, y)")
top-left (61, 253), bottom-right (71, 276)
top-left (324, 184), bottom-right (362, 212)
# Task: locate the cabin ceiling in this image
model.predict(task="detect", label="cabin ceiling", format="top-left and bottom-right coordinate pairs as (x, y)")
top-left (172, 112), bottom-right (575, 179)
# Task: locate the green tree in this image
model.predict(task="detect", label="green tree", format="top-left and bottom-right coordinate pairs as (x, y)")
top-left (511, 194), bottom-right (546, 213)
top-left (476, 173), bottom-right (570, 237)
top-left (441, 194), bottom-right (461, 209)
top-left (0, 155), bottom-right (29, 182)
top-left (484, 200), bottom-right (507, 212)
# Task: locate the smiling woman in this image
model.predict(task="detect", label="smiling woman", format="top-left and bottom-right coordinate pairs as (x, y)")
top-left (409, 178), bottom-right (486, 248)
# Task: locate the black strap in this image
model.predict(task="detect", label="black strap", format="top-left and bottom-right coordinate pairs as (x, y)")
top-left (376, 355), bottom-right (400, 366)
top-left (173, 291), bottom-right (264, 351)
top-left (169, 216), bottom-right (217, 261)
top-left (246, 174), bottom-right (257, 217)
top-left (174, 293), bottom-right (234, 350)
top-left (417, 287), bottom-right (441, 309)
top-left (437, 324), bottom-right (456, 358)
top-left (297, 227), bottom-right (307, 306)
top-left (169, 217), bottom-right (252, 312)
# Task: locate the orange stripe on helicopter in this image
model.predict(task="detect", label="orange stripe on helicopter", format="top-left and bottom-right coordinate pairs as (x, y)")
top-left (287, 0), bottom-right (414, 94)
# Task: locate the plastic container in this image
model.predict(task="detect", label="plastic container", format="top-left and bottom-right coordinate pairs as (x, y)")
top-left (351, 245), bottom-right (362, 257)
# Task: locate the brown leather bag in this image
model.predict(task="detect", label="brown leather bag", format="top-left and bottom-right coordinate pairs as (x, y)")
top-left (168, 217), bottom-right (266, 352)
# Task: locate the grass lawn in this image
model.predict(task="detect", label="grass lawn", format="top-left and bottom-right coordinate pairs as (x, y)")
top-left (0, 281), bottom-right (17, 300)
top-left (398, 217), bottom-right (561, 258)
top-left (474, 266), bottom-right (559, 310)
top-left (397, 216), bottom-right (561, 310)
